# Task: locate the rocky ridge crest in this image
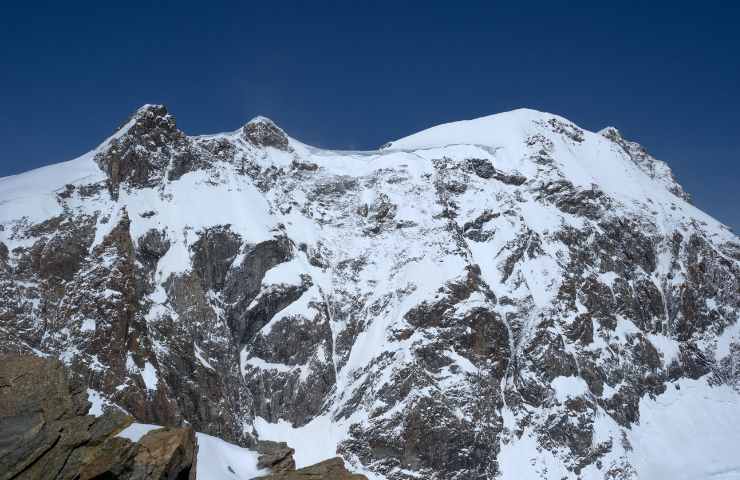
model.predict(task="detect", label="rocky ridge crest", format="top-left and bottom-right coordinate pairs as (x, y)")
top-left (0, 105), bottom-right (738, 479)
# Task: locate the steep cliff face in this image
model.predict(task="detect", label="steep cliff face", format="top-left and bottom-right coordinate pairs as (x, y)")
top-left (0, 105), bottom-right (738, 479)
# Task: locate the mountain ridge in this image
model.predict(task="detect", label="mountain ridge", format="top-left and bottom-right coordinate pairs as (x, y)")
top-left (0, 104), bottom-right (738, 480)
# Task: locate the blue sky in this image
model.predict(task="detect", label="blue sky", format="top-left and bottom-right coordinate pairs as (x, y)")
top-left (1, 1), bottom-right (738, 230)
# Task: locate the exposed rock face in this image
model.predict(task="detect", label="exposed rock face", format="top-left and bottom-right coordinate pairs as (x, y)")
top-left (0, 354), bottom-right (197, 480)
top-left (95, 105), bottom-right (193, 197)
top-left (243, 117), bottom-right (291, 151)
top-left (128, 427), bottom-right (198, 480)
top-left (1, 106), bottom-right (738, 479)
top-left (256, 440), bottom-right (297, 472)
top-left (257, 457), bottom-right (367, 480)
top-left (77, 426), bottom-right (198, 480)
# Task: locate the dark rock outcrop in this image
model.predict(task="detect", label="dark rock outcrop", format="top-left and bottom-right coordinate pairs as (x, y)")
top-left (256, 440), bottom-right (296, 472)
top-left (0, 354), bottom-right (198, 480)
top-left (95, 105), bottom-right (198, 198)
top-left (243, 117), bottom-right (291, 151)
top-left (256, 457), bottom-right (367, 480)
top-left (225, 237), bottom-right (294, 346)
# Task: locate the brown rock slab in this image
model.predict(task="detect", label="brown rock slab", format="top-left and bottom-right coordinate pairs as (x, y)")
top-left (256, 440), bottom-right (296, 472)
top-left (255, 457), bottom-right (367, 480)
top-left (133, 427), bottom-right (198, 480)
top-left (0, 354), bottom-right (198, 480)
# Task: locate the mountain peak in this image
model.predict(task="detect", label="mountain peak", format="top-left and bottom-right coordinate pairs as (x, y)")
top-left (245, 115), bottom-right (278, 126)
top-left (100, 104), bottom-right (176, 150)
top-left (94, 103), bottom-right (186, 196)
top-left (242, 116), bottom-right (291, 151)
top-left (383, 107), bottom-right (572, 150)
top-left (134, 103), bottom-right (168, 117)
top-left (0, 103), bottom-right (738, 480)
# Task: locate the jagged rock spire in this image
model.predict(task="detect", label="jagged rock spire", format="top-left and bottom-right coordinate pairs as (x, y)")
top-left (94, 104), bottom-right (191, 198)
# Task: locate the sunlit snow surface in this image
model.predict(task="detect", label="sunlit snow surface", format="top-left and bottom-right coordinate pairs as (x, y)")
top-left (631, 379), bottom-right (740, 480)
top-left (497, 377), bottom-right (740, 480)
top-left (195, 432), bottom-right (269, 480)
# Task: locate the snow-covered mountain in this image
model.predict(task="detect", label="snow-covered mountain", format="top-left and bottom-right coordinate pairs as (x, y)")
top-left (1, 104), bottom-right (738, 479)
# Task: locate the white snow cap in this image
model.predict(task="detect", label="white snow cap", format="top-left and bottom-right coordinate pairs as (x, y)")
top-left (381, 108), bottom-right (554, 149)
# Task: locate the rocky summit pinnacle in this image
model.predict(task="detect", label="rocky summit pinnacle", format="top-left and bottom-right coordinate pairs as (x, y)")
top-left (242, 116), bottom-right (291, 151)
top-left (0, 105), bottom-right (738, 480)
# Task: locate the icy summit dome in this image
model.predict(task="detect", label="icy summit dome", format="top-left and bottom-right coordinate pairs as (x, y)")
top-left (383, 108), bottom-right (575, 150)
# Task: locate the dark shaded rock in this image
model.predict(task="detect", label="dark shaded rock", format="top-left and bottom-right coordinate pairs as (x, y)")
top-left (565, 313), bottom-right (594, 345)
top-left (596, 218), bottom-right (657, 274)
top-left (29, 215), bottom-right (97, 282)
top-left (256, 440), bottom-right (296, 472)
top-left (198, 137), bottom-right (237, 162)
top-left (77, 182), bottom-right (107, 198)
top-left (445, 179), bottom-right (467, 194)
top-left (600, 387), bottom-right (640, 427)
top-left (0, 241), bottom-right (8, 264)
top-left (463, 210), bottom-right (499, 232)
top-left (464, 158), bottom-right (527, 185)
top-left (342, 391), bottom-right (497, 480)
top-left (673, 233), bottom-right (739, 342)
top-left (225, 237), bottom-right (294, 346)
top-left (537, 180), bottom-right (610, 219)
top-left (88, 409), bottom-right (135, 445)
top-left (463, 210), bottom-right (499, 241)
top-left (312, 177), bottom-right (358, 198)
top-left (361, 194), bottom-right (398, 235)
top-left (500, 229), bottom-right (543, 282)
top-left (154, 268), bottom-right (249, 446)
top-left (243, 117), bottom-right (291, 151)
top-left (462, 308), bottom-right (510, 377)
top-left (191, 225), bottom-right (242, 291)
top-left (522, 325), bottom-right (578, 386)
top-left (94, 105), bottom-right (199, 198)
top-left (138, 228), bottom-right (171, 266)
top-left (466, 158), bottom-right (496, 179)
top-left (244, 294), bottom-right (335, 426)
top-left (713, 342), bottom-right (740, 392)
top-left (292, 160), bottom-right (319, 171)
top-left (546, 118), bottom-right (584, 142)
top-left (236, 281), bottom-right (309, 348)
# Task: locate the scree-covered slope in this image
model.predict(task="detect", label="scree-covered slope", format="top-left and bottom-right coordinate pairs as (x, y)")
top-left (1, 105), bottom-right (738, 480)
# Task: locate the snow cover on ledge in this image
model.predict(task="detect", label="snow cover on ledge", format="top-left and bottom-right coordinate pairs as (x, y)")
top-left (118, 422), bottom-right (269, 480)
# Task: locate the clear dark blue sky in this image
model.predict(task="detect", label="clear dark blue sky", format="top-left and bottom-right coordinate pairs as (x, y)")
top-left (1, 1), bottom-right (738, 231)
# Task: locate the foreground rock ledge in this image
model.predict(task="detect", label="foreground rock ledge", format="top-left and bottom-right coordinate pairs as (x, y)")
top-left (0, 354), bottom-right (197, 480)
top-left (255, 457), bottom-right (367, 480)
top-left (0, 354), bottom-right (366, 480)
